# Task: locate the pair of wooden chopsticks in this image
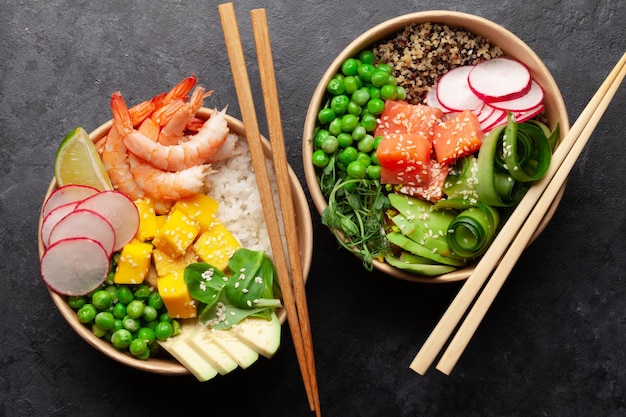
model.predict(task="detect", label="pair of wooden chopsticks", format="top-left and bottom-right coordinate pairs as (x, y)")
top-left (218, 3), bottom-right (321, 416)
top-left (411, 51), bottom-right (626, 376)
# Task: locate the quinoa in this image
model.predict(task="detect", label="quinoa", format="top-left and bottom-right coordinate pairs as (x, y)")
top-left (373, 22), bottom-right (504, 104)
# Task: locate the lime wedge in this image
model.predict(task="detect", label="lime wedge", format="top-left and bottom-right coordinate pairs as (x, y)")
top-left (54, 127), bottom-right (113, 191)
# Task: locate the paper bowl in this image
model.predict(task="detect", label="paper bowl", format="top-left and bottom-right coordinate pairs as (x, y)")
top-left (38, 109), bottom-right (314, 374)
top-left (302, 11), bottom-right (569, 283)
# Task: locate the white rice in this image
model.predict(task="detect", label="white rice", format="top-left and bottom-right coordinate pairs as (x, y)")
top-left (204, 133), bottom-right (279, 256)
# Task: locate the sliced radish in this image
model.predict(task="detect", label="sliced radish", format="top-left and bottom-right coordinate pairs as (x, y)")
top-left (514, 103), bottom-right (545, 123)
top-left (42, 184), bottom-right (99, 219)
top-left (490, 80), bottom-right (544, 112)
top-left (40, 202), bottom-right (79, 248)
top-left (76, 190), bottom-right (139, 251)
top-left (424, 88), bottom-right (452, 113)
top-left (436, 66), bottom-right (484, 112)
top-left (480, 108), bottom-right (508, 132)
top-left (468, 57), bottom-right (532, 103)
top-left (476, 104), bottom-right (496, 123)
top-left (40, 237), bottom-right (110, 296)
top-left (48, 209), bottom-right (116, 257)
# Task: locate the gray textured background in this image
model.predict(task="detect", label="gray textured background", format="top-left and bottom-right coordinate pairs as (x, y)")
top-left (1, 1), bottom-right (624, 416)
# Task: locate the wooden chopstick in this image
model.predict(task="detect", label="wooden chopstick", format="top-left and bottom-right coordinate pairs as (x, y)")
top-left (217, 3), bottom-right (319, 414)
top-left (411, 51), bottom-right (626, 376)
top-left (250, 8), bottom-right (321, 416)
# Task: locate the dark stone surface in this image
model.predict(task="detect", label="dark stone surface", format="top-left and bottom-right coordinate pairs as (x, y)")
top-left (1, 1), bottom-right (624, 416)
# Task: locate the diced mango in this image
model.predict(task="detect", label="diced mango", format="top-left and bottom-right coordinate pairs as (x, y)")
top-left (157, 269), bottom-right (197, 319)
top-left (114, 240), bottom-right (153, 284)
top-left (193, 220), bottom-right (241, 271)
top-left (153, 247), bottom-right (198, 277)
top-left (152, 209), bottom-right (200, 258)
top-left (134, 198), bottom-right (158, 241)
top-left (155, 214), bottom-right (167, 230)
top-left (172, 194), bottom-right (219, 233)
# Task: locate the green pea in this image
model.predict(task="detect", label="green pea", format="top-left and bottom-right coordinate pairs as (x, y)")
top-left (352, 125), bottom-right (366, 141)
top-left (133, 285), bottom-right (151, 301)
top-left (77, 304), bottom-right (97, 324)
top-left (148, 292), bottom-right (164, 310)
top-left (396, 86), bottom-right (407, 101)
top-left (112, 302), bottom-right (126, 319)
top-left (380, 84), bottom-right (398, 101)
top-left (111, 329), bottom-right (133, 350)
top-left (155, 321), bottom-right (174, 341)
top-left (321, 135), bottom-right (339, 154)
top-left (360, 113), bottom-right (378, 132)
top-left (112, 319), bottom-right (124, 333)
top-left (338, 146), bottom-right (358, 165)
top-left (117, 286), bottom-right (134, 305)
top-left (129, 338), bottom-right (147, 357)
top-left (68, 296), bottom-right (86, 310)
top-left (91, 290), bottom-right (112, 311)
top-left (368, 87), bottom-right (381, 100)
top-left (314, 129), bottom-right (331, 148)
top-left (347, 101), bottom-right (362, 116)
top-left (326, 78), bottom-right (345, 95)
top-left (347, 160), bottom-right (367, 179)
top-left (357, 63), bottom-right (376, 83)
top-left (104, 285), bottom-right (118, 301)
top-left (122, 316), bottom-right (140, 333)
top-left (126, 300), bottom-right (145, 319)
top-left (134, 349), bottom-right (151, 360)
top-left (367, 165), bottom-right (382, 180)
top-left (95, 311), bottom-right (115, 330)
top-left (317, 108), bottom-right (335, 125)
top-left (336, 132), bottom-right (353, 148)
top-left (358, 135), bottom-right (376, 153)
top-left (370, 70), bottom-right (390, 88)
top-left (159, 313), bottom-right (173, 323)
top-left (143, 305), bottom-right (158, 322)
top-left (312, 149), bottom-right (330, 168)
top-left (376, 63), bottom-right (392, 73)
top-left (351, 88), bottom-right (370, 107)
top-left (137, 327), bottom-right (156, 345)
top-left (357, 152), bottom-right (371, 166)
top-left (367, 98), bottom-right (386, 115)
top-left (387, 75), bottom-right (397, 86)
top-left (374, 135), bottom-right (383, 150)
top-left (172, 320), bottom-right (182, 336)
top-left (343, 76), bottom-right (358, 94)
top-left (341, 58), bottom-right (359, 76)
top-left (328, 118), bottom-right (343, 136)
top-left (330, 95), bottom-right (350, 115)
top-left (371, 152), bottom-right (380, 165)
top-left (359, 50), bottom-right (375, 65)
top-left (92, 324), bottom-right (108, 338)
top-left (340, 114), bottom-right (359, 132)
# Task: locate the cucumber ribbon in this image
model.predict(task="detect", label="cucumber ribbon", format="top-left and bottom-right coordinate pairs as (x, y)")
top-left (475, 113), bottom-right (554, 207)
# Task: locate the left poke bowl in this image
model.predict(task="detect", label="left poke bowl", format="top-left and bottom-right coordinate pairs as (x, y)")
top-left (37, 104), bottom-right (314, 377)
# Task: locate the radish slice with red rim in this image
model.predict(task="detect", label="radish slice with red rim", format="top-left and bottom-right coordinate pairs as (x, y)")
top-left (436, 66), bottom-right (484, 112)
top-left (514, 103), bottom-right (545, 123)
top-left (424, 88), bottom-right (452, 113)
top-left (41, 202), bottom-right (79, 248)
top-left (476, 104), bottom-right (496, 123)
top-left (48, 209), bottom-right (116, 257)
top-left (490, 80), bottom-right (544, 112)
top-left (468, 57), bottom-right (532, 103)
top-left (76, 190), bottom-right (139, 251)
top-left (40, 237), bottom-right (110, 296)
top-left (42, 184), bottom-right (99, 219)
top-left (480, 108), bottom-right (508, 132)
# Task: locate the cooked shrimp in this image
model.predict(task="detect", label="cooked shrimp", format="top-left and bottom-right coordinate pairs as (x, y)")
top-left (156, 86), bottom-right (214, 145)
top-left (129, 118), bottom-right (213, 200)
top-left (118, 94), bottom-right (230, 172)
top-left (102, 94), bottom-right (154, 200)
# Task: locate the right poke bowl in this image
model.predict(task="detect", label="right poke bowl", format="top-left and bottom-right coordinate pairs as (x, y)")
top-left (302, 11), bottom-right (570, 283)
